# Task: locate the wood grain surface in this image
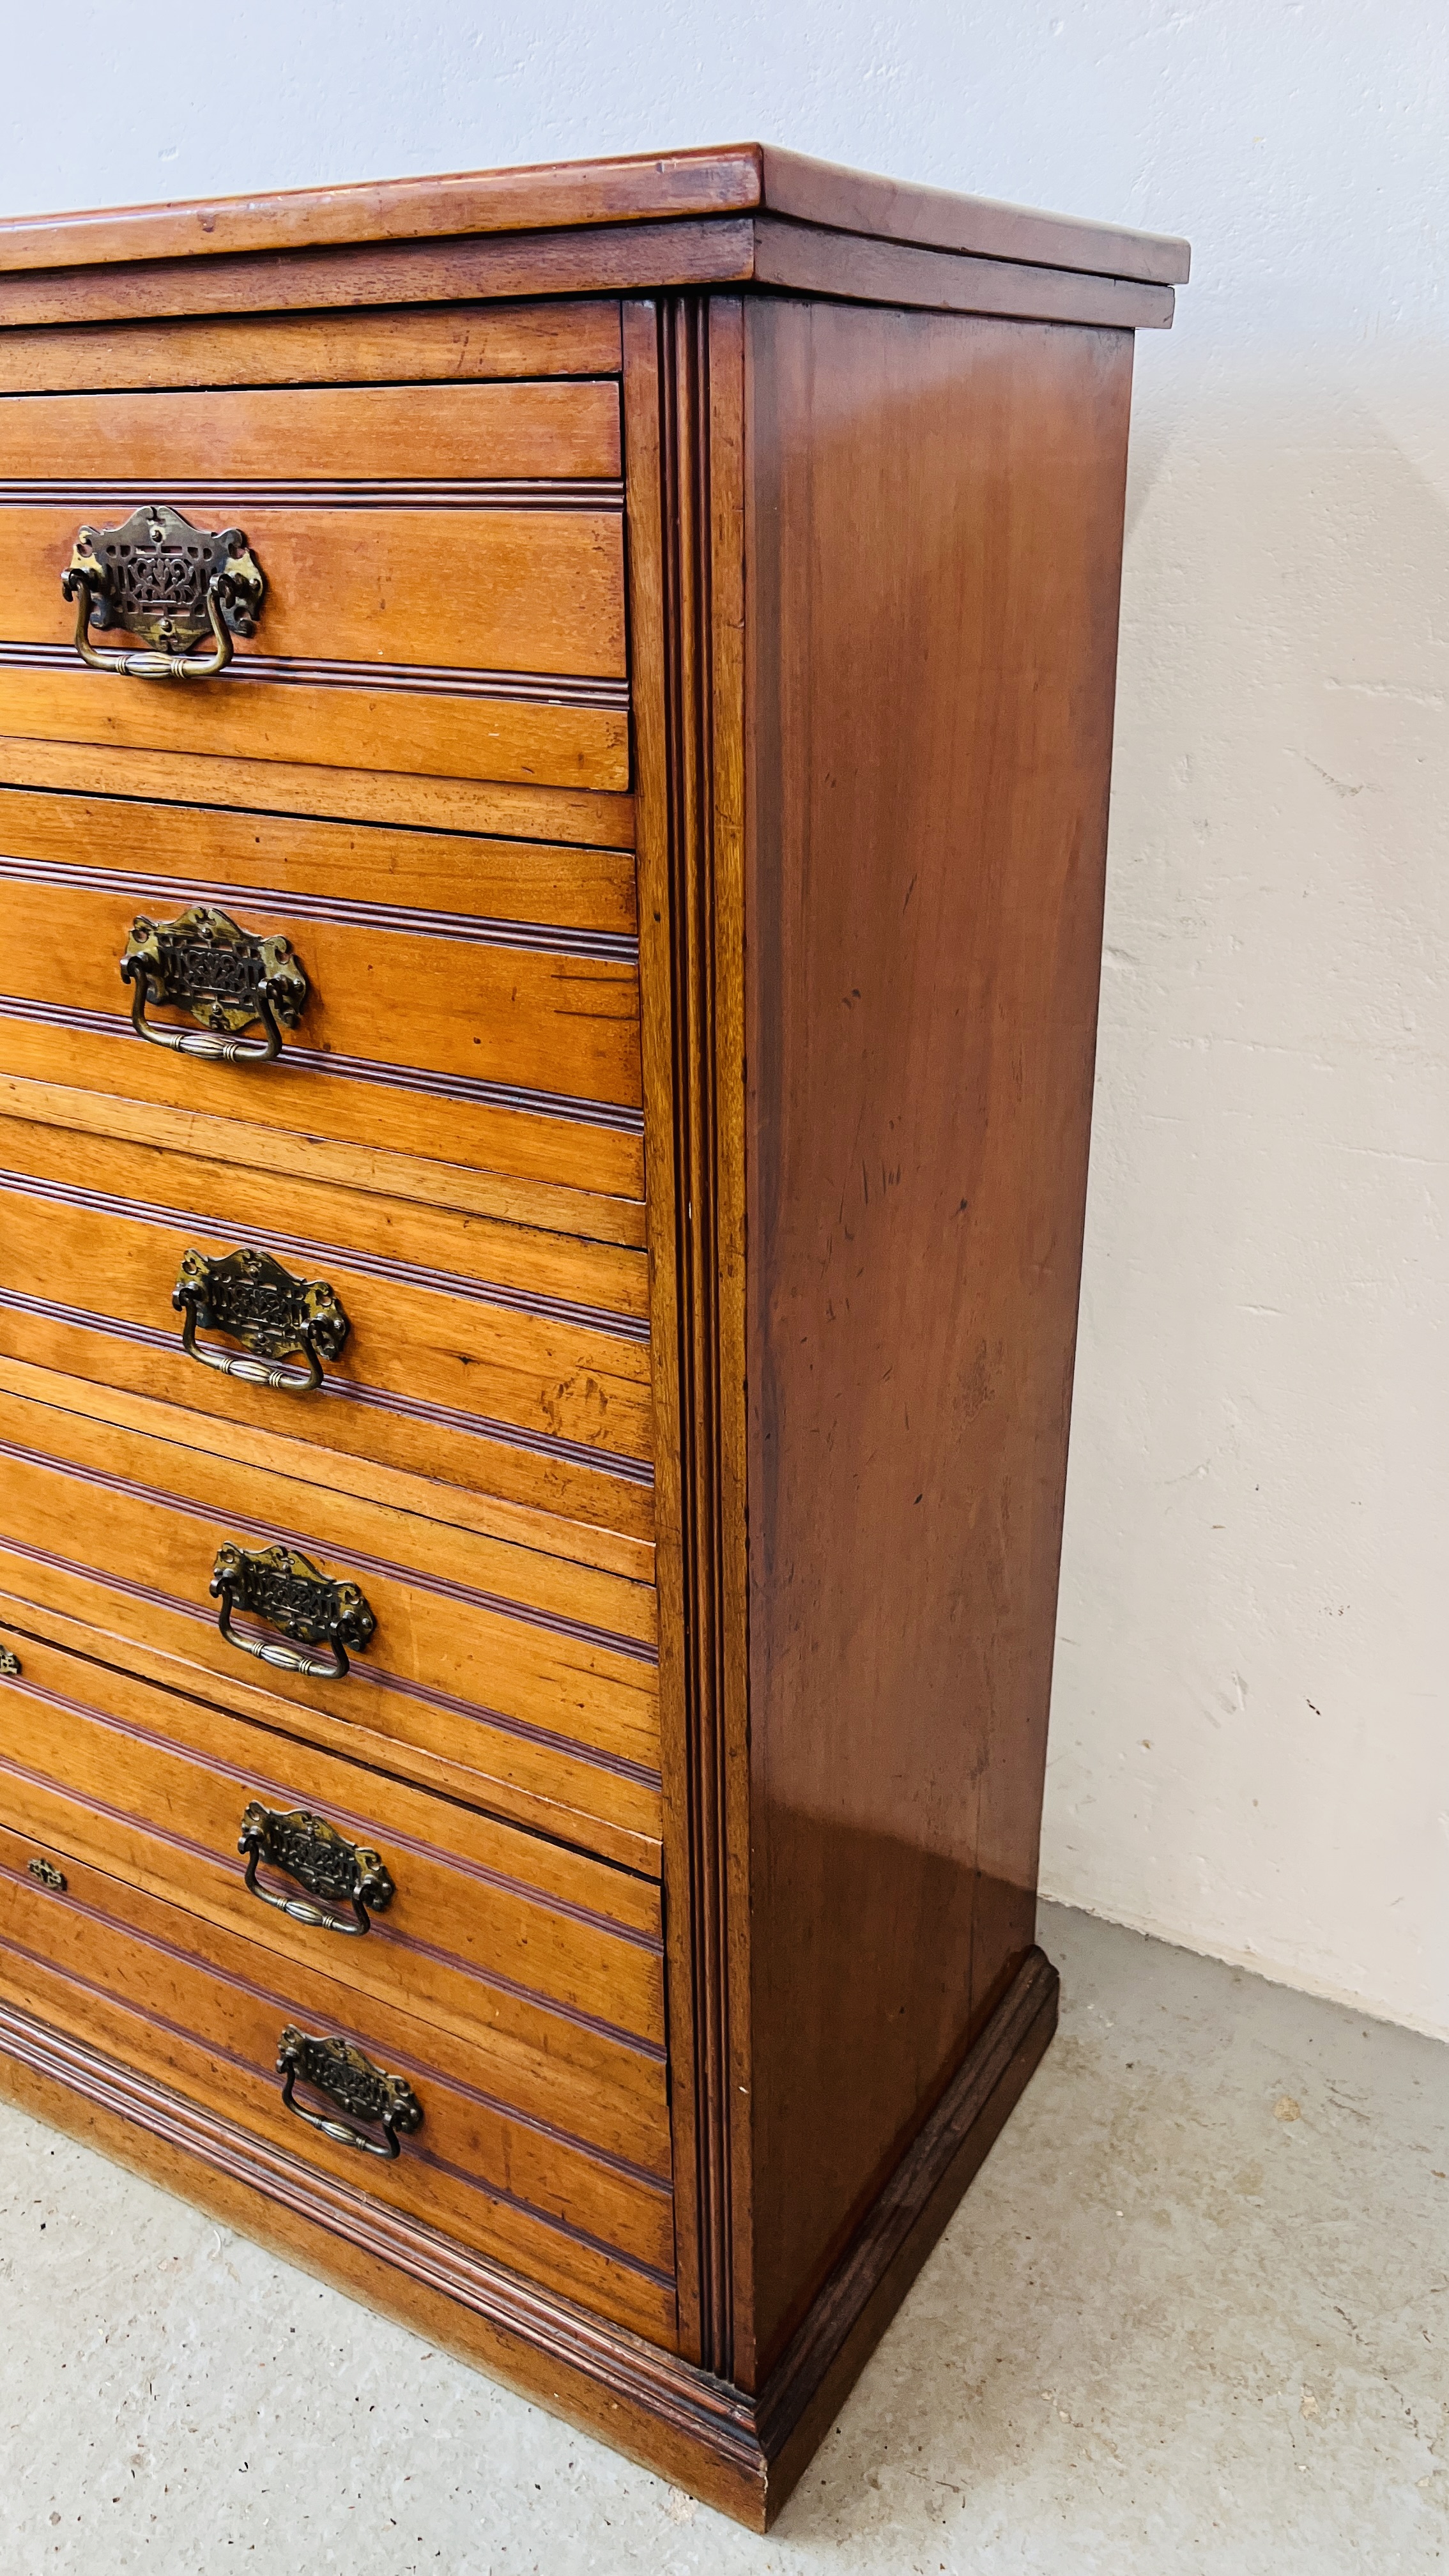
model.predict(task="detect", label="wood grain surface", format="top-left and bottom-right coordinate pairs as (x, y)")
top-left (740, 299), bottom-right (1132, 2372)
top-left (0, 151), bottom-right (765, 274)
top-left (0, 1630), bottom-right (667, 2093)
top-left (0, 786), bottom-right (645, 1199)
top-left (0, 505), bottom-right (626, 680)
top-left (0, 1073), bottom-right (650, 1254)
top-left (0, 1124), bottom-right (656, 1521)
top-left (0, 1938), bottom-right (1058, 2527)
top-left (0, 380), bottom-right (621, 481)
top-left (0, 300), bottom-right (625, 395)
top-left (0, 1384), bottom-right (661, 1839)
top-left (0, 1008), bottom-right (643, 1202)
top-left (0, 783), bottom-right (636, 930)
top-left (0, 143), bottom-right (1186, 287)
top-left (0, 662), bottom-right (629, 793)
top-left (0, 1107), bottom-right (647, 1312)
top-left (0, 1822), bottom-right (675, 2341)
top-left (0, 1352), bottom-right (657, 1593)
top-left (0, 730), bottom-right (638, 848)
top-left (752, 218), bottom-right (1176, 328)
top-left (0, 219), bottom-right (758, 334)
top-left (624, 295), bottom-right (753, 2378)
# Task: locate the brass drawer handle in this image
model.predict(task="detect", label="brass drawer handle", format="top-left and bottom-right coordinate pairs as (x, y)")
top-left (174, 1248), bottom-right (349, 1395)
top-left (276, 2027), bottom-right (422, 2161)
top-left (239, 1802), bottom-right (393, 1937)
top-left (119, 905), bottom-right (308, 1064)
top-left (210, 1542), bottom-right (376, 1681)
top-left (61, 503), bottom-right (265, 680)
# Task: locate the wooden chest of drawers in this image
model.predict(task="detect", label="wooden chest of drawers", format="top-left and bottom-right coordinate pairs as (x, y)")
top-left (0, 145), bottom-right (1186, 2526)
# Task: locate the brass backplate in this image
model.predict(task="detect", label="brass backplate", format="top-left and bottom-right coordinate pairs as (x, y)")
top-left (174, 1247), bottom-right (349, 1364)
top-left (210, 1542), bottom-right (376, 1655)
top-left (121, 906), bottom-right (308, 1038)
top-left (239, 1802), bottom-right (393, 1915)
top-left (63, 503), bottom-right (264, 652)
top-left (27, 1857), bottom-right (66, 1892)
top-left (277, 2027), bottom-right (424, 2135)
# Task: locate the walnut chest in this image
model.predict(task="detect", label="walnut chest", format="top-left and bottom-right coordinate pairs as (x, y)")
top-left (0, 145), bottom-right (1186, 2526)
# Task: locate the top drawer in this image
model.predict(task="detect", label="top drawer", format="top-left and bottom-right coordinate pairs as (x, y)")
top-left (0, 378), bottom-right (628, 791)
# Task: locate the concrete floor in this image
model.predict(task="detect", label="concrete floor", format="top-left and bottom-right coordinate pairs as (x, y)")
top-left (0, 1901), bottom-right (1444, 2575)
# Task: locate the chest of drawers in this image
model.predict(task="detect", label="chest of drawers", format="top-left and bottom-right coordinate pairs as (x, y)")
top-left (0, 146), bottom-right (1186, 2526)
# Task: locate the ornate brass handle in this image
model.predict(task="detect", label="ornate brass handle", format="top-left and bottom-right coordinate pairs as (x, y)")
top-left (174, 1248), bottom-right (349, 1394)
top-left (61, 503), bottom-right (265, 679)
top-left (239, 1802), bottom-right (393, 1936)
top-left (119, 906), bottom-right (308, 1064)
top-left (276, 2027), bottom-right (422, 2161)
top-left (210, 1542), bottom-right (376, 1681)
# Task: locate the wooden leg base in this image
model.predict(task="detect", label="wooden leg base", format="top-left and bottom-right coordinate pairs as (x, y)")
top-left (0, 1945), bottom-right (1057, 2531)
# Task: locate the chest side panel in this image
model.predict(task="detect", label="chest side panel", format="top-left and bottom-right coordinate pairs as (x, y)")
top-left (743, 295), bottom-right (1135, 2371)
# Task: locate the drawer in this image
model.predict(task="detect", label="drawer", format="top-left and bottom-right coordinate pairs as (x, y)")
top-left (0, 1819), bottom-right (675, 2344)
top-left (0, 380), bottom-right (629, 791)
top-left (0, 1630), bottom-right (666, 2120)
top-left (0, 301), bottom-right (625, 401)
top-left (0, 1388), bottom-right (661, 1869)
top-left (0, 785), bottom-right (645, 1200)
top-left (0, 1112), bottom-right (653, 1533)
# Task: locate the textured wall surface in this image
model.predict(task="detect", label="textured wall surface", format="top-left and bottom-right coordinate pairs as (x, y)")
top-left (2, 4), bottom-right (1443, 2036)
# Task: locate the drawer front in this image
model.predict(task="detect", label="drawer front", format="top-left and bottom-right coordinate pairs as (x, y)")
top-left (0, 1632), bottom-right (666, 2114)
top-left (0, 381), bottom-right (629, 792)
top-left (0, 1389), bottom-right (661, 1867)
top-left (0, 1113), bottom-right (653, 1531)
top-left (0, 1820), bottom-right (675, 2344)
top-left (0, 302), bottom-right (625, 401)
top-left (0, 786), bottom-right (645, 1200)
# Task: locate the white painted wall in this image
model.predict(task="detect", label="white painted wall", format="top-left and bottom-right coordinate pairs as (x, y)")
top-left (3, 4), bottom-right (1445, 2039)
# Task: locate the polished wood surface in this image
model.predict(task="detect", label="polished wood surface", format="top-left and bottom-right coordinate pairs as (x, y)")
top-left (0, 783), bottom-right (636, 931)
top-left (0, 219), bottom-right (1176, 340)
top-left (0, 1074), bottom-right (649, 1254)
top-left (0, 1930), bottom-right (1056, 2526)
top-left (739, 298), bottom-right (1131, 2372)
top-left (0, 1572), bottom-right (658, 1878)
top-left (0, 1105), bottom-right (646, 1310)
top-left (0, 378), bottom-right (620, 479)
top-left (0, 220), bottom-right (755, 335)
top-left (0, 150), bottom-right (765, 273)
top-left (1, 506), bottom-right (625, 675)
top-left (0, 1823), bottom-right (674, 2341)
top-left (0, 146), bottom-right (1183, 2526)
top-left (0, 299), bottom-right (624, 395)
top-left (0, 1630), bottom-right (666, 2089)
top-left (0, 787), bottom-right (645, 1200)
top-left (0, 1007), bottom-right (641, 1203)
top-left (0, 144), bottom-right (1186, 287)
top-left (0, 1116), bottom-right (654, 1521)
top-left (753, 146), bottom-right (1190, 282)
top-left (0, 661), bottom-right (629, 792)
top-left (752, 219), bottom-right (1174, 328)
top-left (625, 294), bottom-right (752, 2376)
top-left (0, 730), bottom-right (638, 848)
top-left (0, 1351), bottom-right (657, 1593)
top-left (0, 1386), bottom-right (661, 1844)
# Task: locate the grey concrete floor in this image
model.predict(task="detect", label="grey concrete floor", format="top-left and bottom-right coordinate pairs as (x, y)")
top-left (0, 1901), bottom-right (1444, 2574)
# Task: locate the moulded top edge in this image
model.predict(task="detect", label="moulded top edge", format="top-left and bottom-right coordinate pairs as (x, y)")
top-left (0, 142), bottom-right (1190, 290)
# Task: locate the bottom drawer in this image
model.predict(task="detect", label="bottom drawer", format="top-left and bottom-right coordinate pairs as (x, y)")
top-left (0, 1821), bottom-right (677, 2349)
